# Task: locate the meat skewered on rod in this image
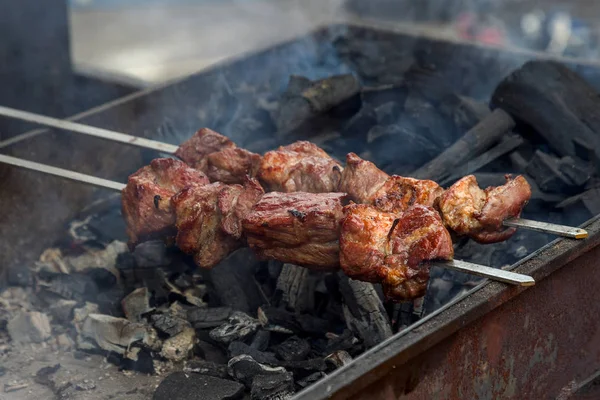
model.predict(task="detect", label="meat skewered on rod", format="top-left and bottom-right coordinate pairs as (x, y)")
top-left (0, 105), bottom-right (587, 239)
top-left (0, 155), bottom-right (535, 298)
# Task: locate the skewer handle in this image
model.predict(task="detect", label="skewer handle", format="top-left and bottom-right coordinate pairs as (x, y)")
top-left (503, 217), bottom-right (588, 239)
top-left (0, 105), bottom-right (178, 154)
top-left (0, 154), bottom-right (125, 192)
top-left (436, 259), bottom-right (535, 286)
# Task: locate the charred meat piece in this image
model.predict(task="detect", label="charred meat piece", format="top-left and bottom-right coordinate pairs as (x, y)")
top-left (121, 158), bottom-right (209, 246)
top-left (340, 204), bottom-right (454, 301)
top-left (338, 152), bottom-right (389, 204)
top-left (242, 192), bottom-right (347, 269)
top-left (372, 176), bottom-right (444, 214)
top-left (175, 128), bottom-right (262, 184)
top-left (258, 141), bottom-right (343, 193)
top-left (439, 174), bottom-right (531, 243)
top-left (172, 178), bottom-right (264, 268)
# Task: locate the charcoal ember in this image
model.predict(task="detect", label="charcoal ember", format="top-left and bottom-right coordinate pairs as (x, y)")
top-left (367, 125), bottom-right (439, 170)
top-left (188, 307), bottom-right (232, 329)
top-left (559, 156), bottom-right (593, 187)
top-left (122, 287), bottom-right (153, 322)
top-left (325, 350), bottom-right (353, 370)
top-left (276, 359), bottom-right (327, 380)
top-left (228, 341), bottom-right (279, 365)
top-left (153, 371), bottom-right (244, 400)
top-left (209, 312), bottom-right (260, 345)
top-left (133, 240), bottom-right (170, 268)
top-left (250, 330), bottom-right (271, 352)
top-left (7, 311), bottom-right (52, 344)
top-left (184, 360), bottom-right (229, 379)
top-left (296, 372), bottom-right (326, 389)
top-left (48, 299), bottom-right (78, 324)
top-left (251, 372), bottom-right (295, 400)
top-left (150, 310), bottom-right (190, 337)
top-left (6, 265), bottom-right (32, 287)
top-left (275, 336), bottom-right (311, 362)
top-left (227, 354), bottom-right (288, 387)
top-left (275, 264), bottom-right (313, 313)
top-left (526, 150), bottom-right (576, 193)
top-left (207, 248), bottom-right (265, 314)
top-left (160, 327), bottom-right (196, 362)
top-left (195, 340), bottom-right (229, 364)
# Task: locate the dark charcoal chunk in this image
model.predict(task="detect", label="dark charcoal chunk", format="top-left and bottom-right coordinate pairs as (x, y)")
top-left (258, 307), bottom-right (301, 333)
top-left (195, 340), bottom-right (229, 365)
top-left (402, 92), bottom-right (458, 148)
top-left (324, 350), bottom-right (353, 370)
top-left (275, 336), bottom-right (311, 362)
top-left (559, 156), bottom-right (593, 187)
top-left (296, 372), bottom-right (326, 389)
top-left (276, 359), bottom-right (327, 380)
top-left (86, 210), bottom-right (128, 244)
top-left (324, 330), bottom-right (361, 355)
top-left (526, 150), bottom-right (575, 193)
top-left (184, 360), bottom-right (229, 379)
top-left (342, 104), bottom-right (376, 138)
top-left (33, 364), bottom-right (61, 387)
top-left (209, 312), bottom-right (260, 345)
top-left (207, 249), bottom-right (265, 314)
top-left (227, 355), bottom-right (288, 387)
top-left (361, 85), bottom-right (408, 108)
top-left (44, 272), bottom-right (98, 302)
top-left (275, 264), bottom-right (313, 313)
top-left (374, 102), bottom-right (402, 126)
top-left (114, 348), bottom-right (155, 374)
top-left (7, 265), bottom-right (33, 287)
top-left (286, 75), bottom-right (313, 95)
top-left (188, 307), bottom-right (232, 329)
top-left (150, 312), bottom-right (190, 338)
top-left (133, 241), bottom-right (170, 268)
top-left (250, 330), bottom-right (271, 352)
top-left (557, 188), bottom-right (600, 216)
top-left (294, 314), bottom-right (336, 337)
top-left (439, 94), bottom-right (490, 135)
top-left (251, 372), bottom-right (294, 400)
top-left (153, 371), bottom-right (244, 400)
top-left (48, 300), bottom-right (78, 324)
top-left (228, 341), bottom-right (279, 365)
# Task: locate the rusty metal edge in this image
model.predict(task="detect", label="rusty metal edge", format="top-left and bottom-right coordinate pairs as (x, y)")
top-left (292, 214), bottom-right (600, 400)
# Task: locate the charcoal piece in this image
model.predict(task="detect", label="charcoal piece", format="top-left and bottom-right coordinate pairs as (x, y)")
top-left (44, 272), bottom-right (98, 302)
top-left (296, 372), bottom-right (326, 389)
top-left (228, 341), bottom-right (279, 365)
top-left (367, 124), bottom-right (439, 170)
top-left (250, 330), bottom-right (271, 352)
top-left (342, 104), bottom-right (376, 138)
top-left (325, 350), bottom-right (353, 370)
top-left (150, 312), bottom-right (190, 338)
top-left (6, 265), bottom-right (32, 287)
top-left (526, 150), bottom-right (575, 193)
top-left (325, 330), bottom-right (361, 354)
top-left (48, 299), bottom-right (78, 324)
top-left (251, 372), bottom-right (295, 400)
top-left (275, 336), bottom-right (311, 362)
top-left (401, 91), bottom-right (458, 148)
top-left (573, 137), bottom-right (597, 164)
top-left (7, 311), bottom-right (52, 344)
top-left (209, 312), bottom-right (260, 345)
top-left (33, 364), bottom-right (61, 387)
top-left (227, 355), bottom-right (288, 387)
top-left (195, 340), bottom-right (229, 365)
top-left (559, 156), bottom-right (593, 187)
top-left (275, 264), bottom-right (312, 313)
top-left (77, 314), bottom-right (156, 354)
top-left (153, 371), bottom-right (244, 400)
top-left (258, 307), bottom-right (301, 333)
top-left (107, 345), bottom-right (156, 374)
top-left (338, 274), bottom-right (392, 349)
top-left (295, 314), bottom-right (338, 337)
top-left (509, 150), bottom-right (529, 171)
top-left (173, 274), bottom-right (194, 290)
top-left (122, 287), bottom-right (153, 322)
top-left (86, 267), bottom-right (117, 289)
top-left (276, 359), bottom-right (327, 380)
top-left (86, 210), bottom-right (128, 244)
top-left (556, 188), bottom-right (600, 215)
top-left (133, 240), bottom-right (170, 268)
top-left (274, 96), bottom-right (313, 135)
top-left (286, 75), bottom-right (313, 95)
top-left (361, 84), bottom-right (408, 108)
top-left (374, 102), bottom-right (402, 126)
top-left (160, 327), bottom-right (196, 362)
top-left (439, 94), bottom-right (490, 135)
top-left (188, 307), bottom-right (232, 329)
top-left (491, 61), bottom-right (600, 160)
top-left (184, 360), bottom-right (229, 379)
top-left (207, 248), bottom-right (265, 314)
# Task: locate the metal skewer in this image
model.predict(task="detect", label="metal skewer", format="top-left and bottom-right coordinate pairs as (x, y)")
top-left (0, 105), bottom-right (588, 240)
top-left (0, 154), bottom-right (535, 287)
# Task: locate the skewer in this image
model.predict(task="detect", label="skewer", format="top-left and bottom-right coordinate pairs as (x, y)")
top-left (0, 154), bottom-right (535, 287)
top-left (0, 105), bottom-right (588, 240)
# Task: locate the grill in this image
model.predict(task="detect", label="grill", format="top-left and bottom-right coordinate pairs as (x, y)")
top-left (1, 22), bottom-right (599, 399)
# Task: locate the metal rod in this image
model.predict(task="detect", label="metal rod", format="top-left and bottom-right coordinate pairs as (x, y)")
top-left (0, 105), bottom-right (179, 154)
top-left (437, 260), bottom-right (535, 286)
top-left (503, 217), bottom-right (588, 239)
top-left (0, 154), bottom-right (125, 192)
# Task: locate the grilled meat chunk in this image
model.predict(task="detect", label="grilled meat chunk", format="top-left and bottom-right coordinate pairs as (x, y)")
top-left (121, 158), bottom-right (209, 246)
top-left (439, 174), bottom-right (531, 243)
top-left (258, 141), bottom-right (343, 193)
top-left (338, 152), bottom-right (389, 204)
top-left (242, 192), bottom-right (347, 269)
top-left (172, 178), bottom-right (264, 268)
top-left (340, 204), bottom-right (453, 301)
top-left (175, 128), bottom-right (262, 184)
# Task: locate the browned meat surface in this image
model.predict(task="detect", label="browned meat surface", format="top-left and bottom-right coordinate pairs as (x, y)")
top-left (338, 152), bottom-right (389, 204)
top-left (175, 128), bottom-right (235, 171)
top-left (121, 158), bottom-right (209, 246)
top-left (439, 174), bottom-right (531, 243)
top-left (242, 192), bottom-right (347, 269)
top-left (258, 141), bottom-right (343, 193)
top-left (372, 176), bottom-right (444, 214)
top-left (172, 178), bottom-right (264, 268)
top-left (206, 147), bottom-right (262, 184)
top-left (340, 204), bottom-right (453, 301)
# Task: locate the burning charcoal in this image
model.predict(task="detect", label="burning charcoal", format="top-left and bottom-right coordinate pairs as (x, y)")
top-left (7, 311), bottom-right (51, 344)
top-left (209, 312), bottom-right (260, 345)
top-left (275, 336), bottom-right (311, 362)
top-left (188, 306), bottom-right (232, 329)
top-left (207, 248), bottom-right (265, 314)
top-left (325, 350), bottom-right (353, 370)
top-left (150, 310), bottom-right (190, 337)
top-left (250, 330), bottom-right (271, 351)
top-left (77, 314), bottom-right (157, 354)
top-left (6, 265), bottom-right (32, 287)
top-left (228, 341), bottom-right (279, 365)
top-left (526, 150), bottom-right (575, 193)
top-left (296, 372), bottom-right (326, 389)
top-left (367, 125), bottom-right (439, 170)
top-left (160, 327), bottom-right (196, 362)
top-left (122, 287), bottom-right (153, 322)
top-left (275, 264), bottom-right (313, 313)
top-left (227, 355), bottom-right (288, 387)
top-left (153, 371), bottom-right (244, 400)
top-left (277, 359), bottom-right (327, 380)
top-left (338, 274), bottom-right (392, 349)
top-left (133, 240), bottom-right (170, 268)
top-left (185, 360), bottom-right (229, 379)
top-left (559, 156), bottom-right (593, 187)
top-left (251, 372), bottom-right (295, 400)
top-left (48, 299), bottom-right (78, 324)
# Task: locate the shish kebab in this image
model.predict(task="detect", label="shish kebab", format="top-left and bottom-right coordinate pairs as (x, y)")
top-left (0, 105), bottom-right (587, 240)
top-left (0, 154), bottom-right (534, 302)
